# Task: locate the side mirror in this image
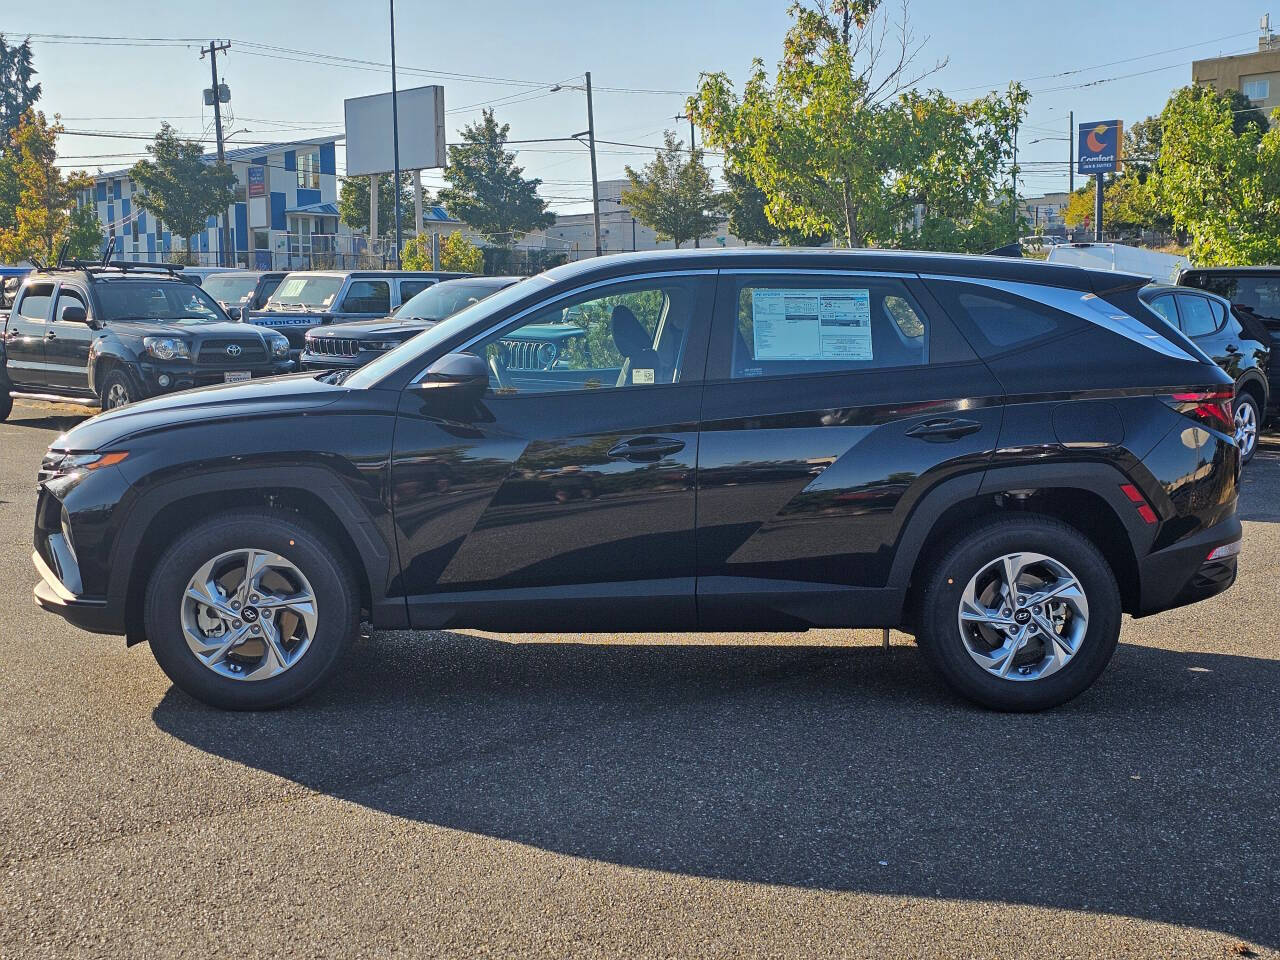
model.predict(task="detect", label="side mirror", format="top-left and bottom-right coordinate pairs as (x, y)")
top-left (62, 305), bottom-right (87, 324)
top-left (226, 306), bottom-right (242, 321)
top-left (418, 352), bottom-right (489, 398)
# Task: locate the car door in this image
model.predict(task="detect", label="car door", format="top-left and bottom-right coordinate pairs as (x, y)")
top-left (389, 271), bottom-right (715, 631)
top-left (43, 285), bottom-right (97, 396)
top-left (695, 269), bottom-right (1004, 629)
top-left (1172, 291), bottom-right (1238, 380)
top-left (4, 281), bottom-right (55, 390)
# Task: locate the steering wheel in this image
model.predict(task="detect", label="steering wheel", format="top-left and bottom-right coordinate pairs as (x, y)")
top-left (486, 344), bottom-right (514, 392)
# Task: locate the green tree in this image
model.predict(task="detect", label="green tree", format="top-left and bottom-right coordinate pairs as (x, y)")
top-left (65, 203), bottom-right (103, 260)
top-left (720, 163), bottom-right (828, 245)
top-left (0, 35), bottom-right (41, 147)
top-left (690, 0), bottom-right (1020, 249)
top-left (1149, 85), bottom-right (1280, 265)
top-left (337, 172), bottom-right (415, 236)
top-left (621, 130), bottom-right (721, 249)
top-left (439, 231), bottom-right (484, 273)
top-left (129, 123), bottom-right (235, 266)
top-left (438, 109), bottom-right (553, 246)
top-left (0, 111), bottom-right (90, 264)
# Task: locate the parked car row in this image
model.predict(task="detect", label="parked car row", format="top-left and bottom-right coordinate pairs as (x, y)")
top-left (25, 248), bottom-right (1244, 715)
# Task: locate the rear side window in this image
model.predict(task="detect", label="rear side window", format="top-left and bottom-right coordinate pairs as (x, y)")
top-left (1177, 295), bottom-right (1222, 337)
top-left (16, 283), bottom-right (54, 321)
top-left (1188, 273), bottom-right (1280, 322)
top-left (926, 281), bottom-right (1080, 356)
top-left (399, 279), bottom-right (434, 301)
top-left (1146, 295), bottom-right (1176, 326)
top-left (727, 276), bottom-right (928, 379)
top-left (341, 280), bottom-right (390, 314)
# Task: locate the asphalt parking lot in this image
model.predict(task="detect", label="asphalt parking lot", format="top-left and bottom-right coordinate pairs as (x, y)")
top-left (2, 400), bottom-right (1278, 960)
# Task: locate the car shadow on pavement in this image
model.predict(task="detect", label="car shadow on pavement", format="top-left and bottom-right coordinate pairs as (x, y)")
top-left (153, 631), bottom-right (1280, 947)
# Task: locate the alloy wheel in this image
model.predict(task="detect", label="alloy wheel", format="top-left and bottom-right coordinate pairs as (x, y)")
top-left (106, 383), bottom-right (131, 409)
top-left (1235, 400), bottom-right (1258, 460)
top-left (957, 552), bottom-right (1089, 682)
top-left (181, 548), bottom-right (319, 681)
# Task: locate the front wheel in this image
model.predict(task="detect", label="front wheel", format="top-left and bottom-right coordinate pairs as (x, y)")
top-left (99, 369), bottom-right (138, 410)
top-left (1234, 392), bottom-right (1260, 465)
top-left (918, 515), bottom-right (1121, 711)
top-left (144, 510), bottom-right (358, 710)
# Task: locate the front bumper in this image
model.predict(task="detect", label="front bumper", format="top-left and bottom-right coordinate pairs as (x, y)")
top-left (298, 349), bottom-right (381, 371)
top-left (1135, 514), bottom-right (1242, 617)
top-left (133, 358), bottom-right (296, 396)
top-left (32, 548), bottom-right (122, 634)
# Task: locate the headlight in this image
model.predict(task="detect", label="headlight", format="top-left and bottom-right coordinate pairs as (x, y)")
top-left (42, 450), bottom-right (129, 478)
top-left (270, 335), bottom-right (290, 358)
top-left (362, 340), bottom-right (405, 352)
top-left (142, 336), bottom-right (190, 360)
top-left (537, 341), bottom-right (559, 368)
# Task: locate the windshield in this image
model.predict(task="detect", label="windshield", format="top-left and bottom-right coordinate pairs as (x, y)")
top-left (96, 281), bottom-right (225, 323)
top-left (202, 275), bottom-right (259, 303)
top-left (268, 275), bottom-right (343, 308)
top-left (396, 280), bottom-right (512, 321)
top-left (344, 274), bottom-right (547, 388)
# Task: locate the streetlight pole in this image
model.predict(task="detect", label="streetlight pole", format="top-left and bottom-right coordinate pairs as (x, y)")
top-left (676, 113), bottom-right (699, 247)
top-left (388, 0), bottom-right (403, 268)
top-left (585, 72), bottom-right (602, 258)
top-left (201, 41), bottom-right (231, 266)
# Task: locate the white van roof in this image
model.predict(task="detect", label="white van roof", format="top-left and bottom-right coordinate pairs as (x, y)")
top-left (1045, 243), bottom-right (1190, 283)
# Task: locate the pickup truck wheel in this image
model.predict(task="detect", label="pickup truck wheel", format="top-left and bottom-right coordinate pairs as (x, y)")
top-left (99, 369), bottom-right (137, 410)
top-left (918, 515), bottom-right (1121, 712)
top-left (144, 510), bottom-right (359, 710)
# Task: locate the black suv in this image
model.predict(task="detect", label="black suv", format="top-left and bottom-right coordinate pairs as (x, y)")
top-left (1178, 267), bottom-right (1280, 419)
top-left (1140, 284), bottom-right (1271, 463)
top-left (0, 263), bottom-right (294, 417)
top-left (31, 249), bottom-right (1241, 712)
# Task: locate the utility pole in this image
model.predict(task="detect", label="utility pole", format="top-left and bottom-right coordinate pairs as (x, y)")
top-left (585, 72), bottom-right (602, 259)
top-left (201, 41), bottom-right (231, 267)
top-left (388, 0), bottom-right (403, 268)
top-left (676, 113), bottom-right (699, 247)
top-left (1011, 120), bottom-right (1018, 230)
top-left (1068, 111), bottom-right (1075, 195)
top-left (1094, 173), bottom-right (1104, 242)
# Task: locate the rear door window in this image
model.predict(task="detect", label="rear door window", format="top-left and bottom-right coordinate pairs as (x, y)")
top-left (398, 279), bottom-right (434, 302)
top-left (724, 276), bottom-right (928, 379)
top-left (1146, 295), bottom-right (1177, 326)
top-left (15, 283), bottom-right (54, 321)
top-left (341, 280), bottom-right (390, 314)
top-left (1177, 294), bottom-right (1221, 337)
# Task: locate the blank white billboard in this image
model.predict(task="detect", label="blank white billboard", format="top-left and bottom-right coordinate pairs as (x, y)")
top-left (344, 85), bottom-right (446, 176)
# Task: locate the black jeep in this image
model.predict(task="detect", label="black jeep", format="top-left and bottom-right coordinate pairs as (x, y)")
top-left (0, 262), bottom-right (294, 418)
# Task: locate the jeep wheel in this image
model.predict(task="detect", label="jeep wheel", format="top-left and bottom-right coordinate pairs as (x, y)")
top-left (918, 515), bottom-right (1121, 711)
top-left (144, 510), bottom-right (358, 710)
top-left (99, 370), bottom-right (137, 410)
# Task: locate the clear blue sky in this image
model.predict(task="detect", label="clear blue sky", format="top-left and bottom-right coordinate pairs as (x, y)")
top-left (4, 0), bottom-right (1270, 211)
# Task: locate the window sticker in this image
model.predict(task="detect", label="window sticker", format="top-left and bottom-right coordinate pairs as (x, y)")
top-left (751, 288), bottom-right (873, 360)
top-left (632, 368), bottom-right (655, 385)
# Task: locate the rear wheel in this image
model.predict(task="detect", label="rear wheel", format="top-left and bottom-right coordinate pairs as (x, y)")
top-left (144, 510), bottom-right (358, 710)
top-left (1234, 391), bottom-right (1260, 464)
top-left (99, 369), bottom-right (137, 410)
top-left (918, 515), bottom-right (1121, 711)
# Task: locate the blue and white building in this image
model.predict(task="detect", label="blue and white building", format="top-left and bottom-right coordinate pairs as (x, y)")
top-left (85, 135), bottom-right (345, 268)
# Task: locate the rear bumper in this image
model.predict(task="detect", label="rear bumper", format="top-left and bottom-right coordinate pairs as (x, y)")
top-left (1135, 514), bottom-right (1242, 617)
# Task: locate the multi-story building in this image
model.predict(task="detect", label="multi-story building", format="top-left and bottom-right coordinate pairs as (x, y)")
top-left (85, 135), bottom-right (344, 268)
top-left (1192, 29), bottom-right (1280, 114)
top-left (1021, 192), bottom-right (1070, 234)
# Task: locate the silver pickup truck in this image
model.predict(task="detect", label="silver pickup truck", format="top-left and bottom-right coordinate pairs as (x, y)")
top-left (246, 269), bottom-right (472, 359)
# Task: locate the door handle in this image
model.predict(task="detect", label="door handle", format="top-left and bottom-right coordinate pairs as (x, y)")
top-left (607, 436), bottom-right (685, 463)
top-left (905, 418), bottom-right (983, 442)
top-left (45, 330), bottom-right (57, 340)
top-left (1225, 344), bottom-right (1240, 354)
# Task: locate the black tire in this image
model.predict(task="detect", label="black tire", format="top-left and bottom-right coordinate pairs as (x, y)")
top-left (0, 387), bottom-right (11, 422)
top-left (1234, 391), bottom-right (1260, 465)
top-left (917, 514), bottom-right (1121, 712)
top-left (144, 509), bottom-right (358, 710)
top-left (99, 368), bottom-right (138, 410)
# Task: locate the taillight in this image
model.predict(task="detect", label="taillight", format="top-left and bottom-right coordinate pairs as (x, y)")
top-left (1162, 389), bottom-right (1234, 432)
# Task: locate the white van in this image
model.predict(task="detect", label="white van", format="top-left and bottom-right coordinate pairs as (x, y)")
top-left (1046, 243), bottom-right (1190, 283)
